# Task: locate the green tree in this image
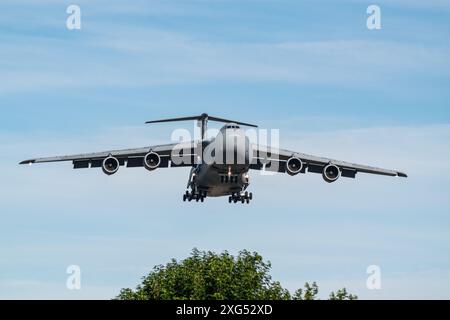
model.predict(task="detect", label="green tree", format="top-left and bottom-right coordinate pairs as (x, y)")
top-left (116, 249), bottom-right (357, 300)
top-left (292, 282), bottom-right (319, 300)
top-left (329, 288), bottom-right (358, 300)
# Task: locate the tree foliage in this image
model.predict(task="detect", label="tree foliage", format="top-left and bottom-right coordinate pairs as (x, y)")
top-left (116, 249), bottom-right (357, 300)
top-left (329, 288), bottom-right (358, 301)
top-left (292, 282), bottom-right (319, 300)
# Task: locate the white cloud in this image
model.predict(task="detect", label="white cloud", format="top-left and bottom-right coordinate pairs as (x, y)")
top-left (1, 23), bottom-right (449, 93)
top-left (2, 0), bottom-right (449, 93)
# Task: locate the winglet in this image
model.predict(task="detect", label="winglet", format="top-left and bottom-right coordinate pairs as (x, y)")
top-left (397, 172), bottom-right (408, 178)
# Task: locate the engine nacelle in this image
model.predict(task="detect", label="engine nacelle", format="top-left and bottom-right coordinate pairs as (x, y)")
top-left (144, 152), bottom-right (161, 171)
top-left (323, 164), bottom-right (341, 183)
top-left (102, 156), bottom-right (120, 175)
top-left (286, 157), bottom-right (303, 176)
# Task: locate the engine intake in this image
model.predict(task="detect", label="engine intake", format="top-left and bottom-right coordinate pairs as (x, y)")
top-left (102, 156), bottom-right (120, 175)
top-left (144, 152), bottom-right (161, 171)
top-left (286, 157), bottom-right (303, 176)
top-left (323, 164), bottom-right (340, 183)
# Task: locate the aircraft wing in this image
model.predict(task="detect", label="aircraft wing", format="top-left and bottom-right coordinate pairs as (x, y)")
top-left (250, 144), bottom-right (407, 178)
top-left (20, 141), bottom-right (198, 169)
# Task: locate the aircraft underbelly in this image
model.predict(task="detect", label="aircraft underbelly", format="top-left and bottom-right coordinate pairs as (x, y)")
top-left (194, 164), bottom-right (248, 197)
top-left (207, 186), bottom-right (240, 197)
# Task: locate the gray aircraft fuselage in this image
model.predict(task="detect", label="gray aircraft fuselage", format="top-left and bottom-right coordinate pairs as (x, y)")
top-left (189, 124), bottom-right (251, 197)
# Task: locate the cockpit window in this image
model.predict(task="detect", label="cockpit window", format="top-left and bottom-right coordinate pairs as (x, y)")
top-left (226, 125), bottom-right (240, 129)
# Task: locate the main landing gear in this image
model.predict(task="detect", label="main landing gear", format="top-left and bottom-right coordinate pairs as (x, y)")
top-left (183, 190), bottom-right (207, 202)
top-left (229, 191), bottom-right (253, 204)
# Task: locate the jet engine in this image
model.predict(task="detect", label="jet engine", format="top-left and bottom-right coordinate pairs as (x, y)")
top-left (323, 164), bottom-right (341, 183)
top-left (144, 152), bottom-right (161, 171)
top-left (286, 157), bottom-right (303, 176)
top-left (102, 156), bottom-right (120, 175)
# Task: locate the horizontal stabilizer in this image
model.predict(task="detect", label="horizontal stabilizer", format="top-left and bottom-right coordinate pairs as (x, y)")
top-left (146, 113), bottom-right (258, 128)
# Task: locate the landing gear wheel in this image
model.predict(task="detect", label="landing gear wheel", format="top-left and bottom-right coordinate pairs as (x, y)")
top-left (200, 197), bottom-right (204, 203)
top-left (246, 198), bottom-right (250, 204)
top-left (183, 194), bottom-right (187, 202)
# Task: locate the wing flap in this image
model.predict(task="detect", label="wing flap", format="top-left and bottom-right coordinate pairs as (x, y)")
top-left (73, 160), bottom-right (90, 169)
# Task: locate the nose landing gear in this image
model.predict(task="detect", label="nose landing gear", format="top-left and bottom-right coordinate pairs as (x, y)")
top-left (228, 191), bottom-right (253, 204)
top-left (183, 190), bottom-right (207, 203)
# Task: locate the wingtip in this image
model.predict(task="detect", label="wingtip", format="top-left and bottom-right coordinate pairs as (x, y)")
top-left (19, 160), bottom-right (35, 165)
top-left (397, 172), bottom-right (408, 178)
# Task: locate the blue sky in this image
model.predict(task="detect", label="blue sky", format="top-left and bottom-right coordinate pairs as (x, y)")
top-left (1, 0), bottom-right (450, 299)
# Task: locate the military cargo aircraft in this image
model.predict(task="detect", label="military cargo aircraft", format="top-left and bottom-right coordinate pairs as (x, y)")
top-left (20, 113), bottom-right (407, 204)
